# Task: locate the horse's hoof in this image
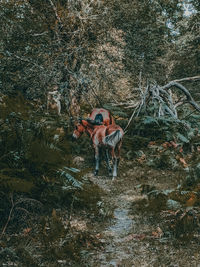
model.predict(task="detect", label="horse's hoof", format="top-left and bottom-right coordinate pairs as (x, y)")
top-left (94, 170), bottom-right (98, 176)
top-left (108, 171), bottom-right (112, 177)
top-left (112, 176), bottom-right (116, 180)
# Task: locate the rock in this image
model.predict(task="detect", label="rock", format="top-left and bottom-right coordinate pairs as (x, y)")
top-left (73, 156), bottom-right (85, 165)
top-left (166, 199), bottom-right (182, 210)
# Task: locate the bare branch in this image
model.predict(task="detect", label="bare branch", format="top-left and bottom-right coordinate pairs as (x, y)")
top-left (48, 0), bottom-right (63, 28)
top-left (110, 76), bottom-right (200, 133)
top-left (162, 81), bottom-right (200, 113)
top-left (173, 76), bottom-right (200, 83)
top-left (47, 0), bottom-right (63, 45)
top-left (32, 31), bottom-right (48, 36)
top-left (124, 103), bottom-right (140, 132)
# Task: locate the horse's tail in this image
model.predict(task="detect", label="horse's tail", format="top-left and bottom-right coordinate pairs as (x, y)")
top-left (104, 130), bottom-right (123, 147)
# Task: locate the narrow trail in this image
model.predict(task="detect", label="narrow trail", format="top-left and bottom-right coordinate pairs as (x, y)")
top-left (84, 163), bottom-right (200, 267)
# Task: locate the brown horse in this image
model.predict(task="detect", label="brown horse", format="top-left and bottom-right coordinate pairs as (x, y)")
top-left (73, 119), bottom-right (124, 179)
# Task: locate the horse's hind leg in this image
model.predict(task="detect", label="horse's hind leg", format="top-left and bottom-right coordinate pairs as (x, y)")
top-left (112, 142), bottom-right (122, 179)
top-left (116, 141), bottom-right (122, 167)
top-left (105, 148), bottom-right (112, 176)
top-left (113, 158), bottom-right (118, 178)
top-left (94, 146), bottom-right (100, 176)
top-left (99, 147), bottom-right (103, 166)
top-left (110, 148), bottom-right (117, 179)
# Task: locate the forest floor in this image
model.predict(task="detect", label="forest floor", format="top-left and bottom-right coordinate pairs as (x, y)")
top-left (1, 110), bottom-right (200, 266)
top-left (76, 157), bottom-right (200, 267)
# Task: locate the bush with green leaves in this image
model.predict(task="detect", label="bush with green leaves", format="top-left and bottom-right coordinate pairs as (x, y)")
top-left (0, 95), bottom-right (102, 235)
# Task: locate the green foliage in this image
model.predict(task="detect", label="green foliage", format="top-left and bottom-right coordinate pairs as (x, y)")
top-left (169, 2), bottom-right (200, 80)
top-left (106, 0), bottom-right (184, 83)
top-left (129, 115), bottom-right (198, 146)
top-left (0, 174), bottom-right (34, 193)
top-left (176, 132), bottom-right (189, 143)
top-left (0, 96), bottom-right (102, 237)
top-left (0, 0), bottom-right (108, 105)
top-left (0, 0), bottom-right (200, 263)
top-left (103, 104), bottom-right (128, 118)
top-left (0, 0), bottom-right (199, 106)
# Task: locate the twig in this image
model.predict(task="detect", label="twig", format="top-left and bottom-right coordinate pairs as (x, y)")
top-left (32, 31), bottom-right (48, 36)
top-left (110, 76), bottom-right (200, 127)
top-left (12, 55), bottom-right (44, 70)
top-left (48, 0), bottom-right (63, 28)
top-left (182, 110), bottom-right (197, 120)
top-left (0, 194), bottom-right (14, 239)
top-left (124, 103), bottom-right (140, 133)
top-left (173, 76), bottom-right (200, 83)
top-left (90, 86), bottom-right (103, 107)
top-left (67, 195), bottom-right (75, 230)
top-left (48, 0), bottom-right (63, 45)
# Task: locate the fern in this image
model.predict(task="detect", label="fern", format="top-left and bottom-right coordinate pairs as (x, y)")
top-left (176, 133), bottom-right (189, 143)
top-left (58, 167), bottom-right (82, 189)
top-left (63, 166), bottom-right (80, 173)
top-left (143, 116), bottom-right (159, 125)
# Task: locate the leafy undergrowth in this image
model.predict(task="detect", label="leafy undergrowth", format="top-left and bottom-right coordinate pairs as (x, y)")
top-left (126, 137), bottom-right (200, 241)
top-left (0, 95), bottom-right (106, 266)
top-left (0, 208), bottom-right (104, 266)
top-left (118, 148), bottom-right (198, 243)
top-left (1, 96), bottom-right (200, 265)
top-left (133, 182), bottom-right (200, 240)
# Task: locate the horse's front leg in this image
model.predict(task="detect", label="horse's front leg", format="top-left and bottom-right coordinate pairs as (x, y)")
top-left (94, 146), bottom-right (100, 176)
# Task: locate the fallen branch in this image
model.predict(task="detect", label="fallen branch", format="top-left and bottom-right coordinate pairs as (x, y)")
top-left (162, 81), bottom-right (200, 113)
top-left (112, 76), bottom-right (200, 133)
top-left (173, 76), bottom-right (200, 83)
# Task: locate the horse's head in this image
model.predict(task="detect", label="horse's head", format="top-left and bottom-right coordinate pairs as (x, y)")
top-left (72, 119), bottom-right (88, 139)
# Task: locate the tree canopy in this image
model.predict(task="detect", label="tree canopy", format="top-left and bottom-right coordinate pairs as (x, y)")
top-left (0, 0), bottom-right (199, 105)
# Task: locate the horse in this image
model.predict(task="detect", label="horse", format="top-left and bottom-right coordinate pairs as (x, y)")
top-left (72, 108), bottom-right (115, 139)
top-left (73, 119), bottom-right (124, 179)
top-left (72, 107), bottom-right (115, 140)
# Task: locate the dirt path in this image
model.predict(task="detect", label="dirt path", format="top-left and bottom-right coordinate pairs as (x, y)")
top-left (84, 163), bottom-right (200, 267)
